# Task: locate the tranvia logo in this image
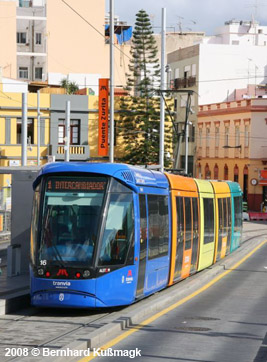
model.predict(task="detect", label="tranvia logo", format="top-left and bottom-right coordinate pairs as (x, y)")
top-left (126, 270), bottom-right (133, 284)
top-left (59, 293), bottom-right (64, 302)
top-left (53, 281), bottom-right (71, 288)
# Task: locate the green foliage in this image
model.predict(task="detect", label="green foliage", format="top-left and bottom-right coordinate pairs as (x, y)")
top-left (118, 9), bottom-right (172, 166)
top-left (60, 78), bottom-right (79, 94)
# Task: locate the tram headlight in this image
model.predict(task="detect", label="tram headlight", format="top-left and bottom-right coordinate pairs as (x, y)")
top-left (83, 270), bottom-right (90, 278)
top-left (37, 268), bottom-right (44, 276)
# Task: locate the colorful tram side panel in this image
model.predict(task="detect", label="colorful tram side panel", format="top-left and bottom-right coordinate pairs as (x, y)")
top-left (210, 181), bottom-right (232, 262)
top-left (165, 173), bottom-right (200, 286)
top-left (134, 174), bottom-right (171, 299)
top-left (227, 181), bottom-right (243, 252)
top-left (194, 179), bottom-right (216, 271)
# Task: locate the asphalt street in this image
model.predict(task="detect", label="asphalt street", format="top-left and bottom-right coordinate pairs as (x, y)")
top-left (90, 240), bottom-right (267, 362)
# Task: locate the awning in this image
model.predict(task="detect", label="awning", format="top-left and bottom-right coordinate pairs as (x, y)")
top-left (105, 25), bottom-right (133, 44)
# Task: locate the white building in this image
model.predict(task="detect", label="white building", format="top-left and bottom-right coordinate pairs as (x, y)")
top-left (169, 20), bottom-right (267, 106)
top-left (167, 20), bottom-right (267, 174)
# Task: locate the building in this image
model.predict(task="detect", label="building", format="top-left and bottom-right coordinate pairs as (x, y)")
top-left (167, 20), bottom-right (267, 175)
top-left (196, 97), bottom-right (267, 211)
top-left (0, 0), bottom-right (131, 92)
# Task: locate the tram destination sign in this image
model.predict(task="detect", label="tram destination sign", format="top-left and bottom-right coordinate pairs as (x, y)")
top-left (46, 177), bottom-right (107, 192)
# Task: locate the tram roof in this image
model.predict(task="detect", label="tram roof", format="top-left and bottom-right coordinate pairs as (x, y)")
top-left (226, 181), bottom-right (243, 194)
top-left (33, 162), bottom-right (169, 190)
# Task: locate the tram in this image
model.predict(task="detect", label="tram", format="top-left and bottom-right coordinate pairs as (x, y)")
top-left (30, 162), bottom-right (242, 308)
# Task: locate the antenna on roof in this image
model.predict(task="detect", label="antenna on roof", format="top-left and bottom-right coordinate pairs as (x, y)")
top-left (177, 16), bottom-right (184, 33)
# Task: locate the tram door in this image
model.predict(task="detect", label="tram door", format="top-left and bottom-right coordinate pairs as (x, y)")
top-left (191, 197), bottom-right (199, 273)
top-left (136, 194), bottom-right (147, 298)
top-left (226, 197), bottom-right (232, 254)
top-left (216, 198), bottom-right (224, 261)
top-left (181, 197), bottom-right (193, 279)
top-left (174, 196), bottom-right (184, 281)
top-left (220, 198), bottom-right (229, 259)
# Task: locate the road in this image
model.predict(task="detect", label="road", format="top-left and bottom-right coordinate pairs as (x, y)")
top-left (87, 232), bottom-right (267, 362)
top-left (0, 222), bottom-right (266, 362)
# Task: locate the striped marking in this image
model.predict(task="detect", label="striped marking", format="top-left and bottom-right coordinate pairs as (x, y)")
top-left (79, 239), bottom-right (267, 362)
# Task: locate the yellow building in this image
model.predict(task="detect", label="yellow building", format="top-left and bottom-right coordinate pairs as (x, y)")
top-left (196, 98), bottom-right (267, 211)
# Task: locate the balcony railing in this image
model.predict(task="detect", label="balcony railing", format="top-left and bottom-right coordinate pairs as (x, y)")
top-left (50, 144), bottom-right (90, 161)
top-left (174, 76), bottom-right (196, 89)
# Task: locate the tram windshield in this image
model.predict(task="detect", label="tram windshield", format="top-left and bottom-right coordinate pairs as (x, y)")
top-left (37, 176), bottom-right (107, 266)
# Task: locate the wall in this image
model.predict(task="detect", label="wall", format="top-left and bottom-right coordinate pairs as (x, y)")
top-left (198, 44), bottom-right (267, 105)
top-left (46, 0), bottom-right (130, 89)
top-left (50, 94), bottom-right (90, 160)
top-left (0, 92), bottom-right (50, 167)
top-left (249, 99), bottom-right (267, 159)
top-left (0, 1), bottom-right (17, 79)
top-left (10, 169), bottom-right (39, 274)
top-left (197, 98), bottom-right (267, 211)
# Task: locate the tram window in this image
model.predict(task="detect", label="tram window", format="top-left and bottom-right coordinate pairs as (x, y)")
top-left (191, 197), bottom-right (199, 270)
top-left (98, 193), bottom-right (134, 266)
top-left (203, 198), bottom-right (214, 244)
top-left (184, 197), bottom-right (192, 250)
top-left (227, 197), bottom-right (232, 228)
top-left (174, 196), bottom-right (184, 277)
top-left (234, 196), bottom-right (242, 232)
top-left (223, 198), bottom-right (228, 232)
top-left (148, 195), bottom-right (169, 259)
top-left (176, 196), bottom-right (184, 234)
top-left (139, 194), bottom-right (147, 258)
top-left (218, 199), bottom-right (223, 229)
top-left (192, 198), bottom-right (198, 231)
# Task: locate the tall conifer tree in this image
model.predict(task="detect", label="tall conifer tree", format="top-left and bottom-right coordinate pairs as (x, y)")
top-left (118, 9), bottom-right (172, 166)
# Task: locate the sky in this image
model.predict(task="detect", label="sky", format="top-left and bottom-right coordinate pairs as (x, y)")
top-left (106, 0), bottom-right (267, 35)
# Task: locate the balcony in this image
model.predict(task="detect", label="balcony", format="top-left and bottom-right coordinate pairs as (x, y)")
top-left (50, 144), bottom-right (90, 161)
top-left (174, 76), bottom-right (196, 89)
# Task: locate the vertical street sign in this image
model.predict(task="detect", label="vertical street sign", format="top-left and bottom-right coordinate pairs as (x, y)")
top-left (98, 78), bottom-right (109, 156)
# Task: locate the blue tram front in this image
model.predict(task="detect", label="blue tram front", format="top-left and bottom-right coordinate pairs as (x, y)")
top-left (30, 162), bottom-right (171, 308)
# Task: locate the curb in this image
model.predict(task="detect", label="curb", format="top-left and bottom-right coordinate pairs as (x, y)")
top-left (0, 289), bottom-right (30, 315)
top-left (52, 233), bottom-right (267, 361)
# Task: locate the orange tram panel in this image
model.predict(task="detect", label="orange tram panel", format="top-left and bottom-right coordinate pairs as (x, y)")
top-left (165, 173), bottom-right (200, 286)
